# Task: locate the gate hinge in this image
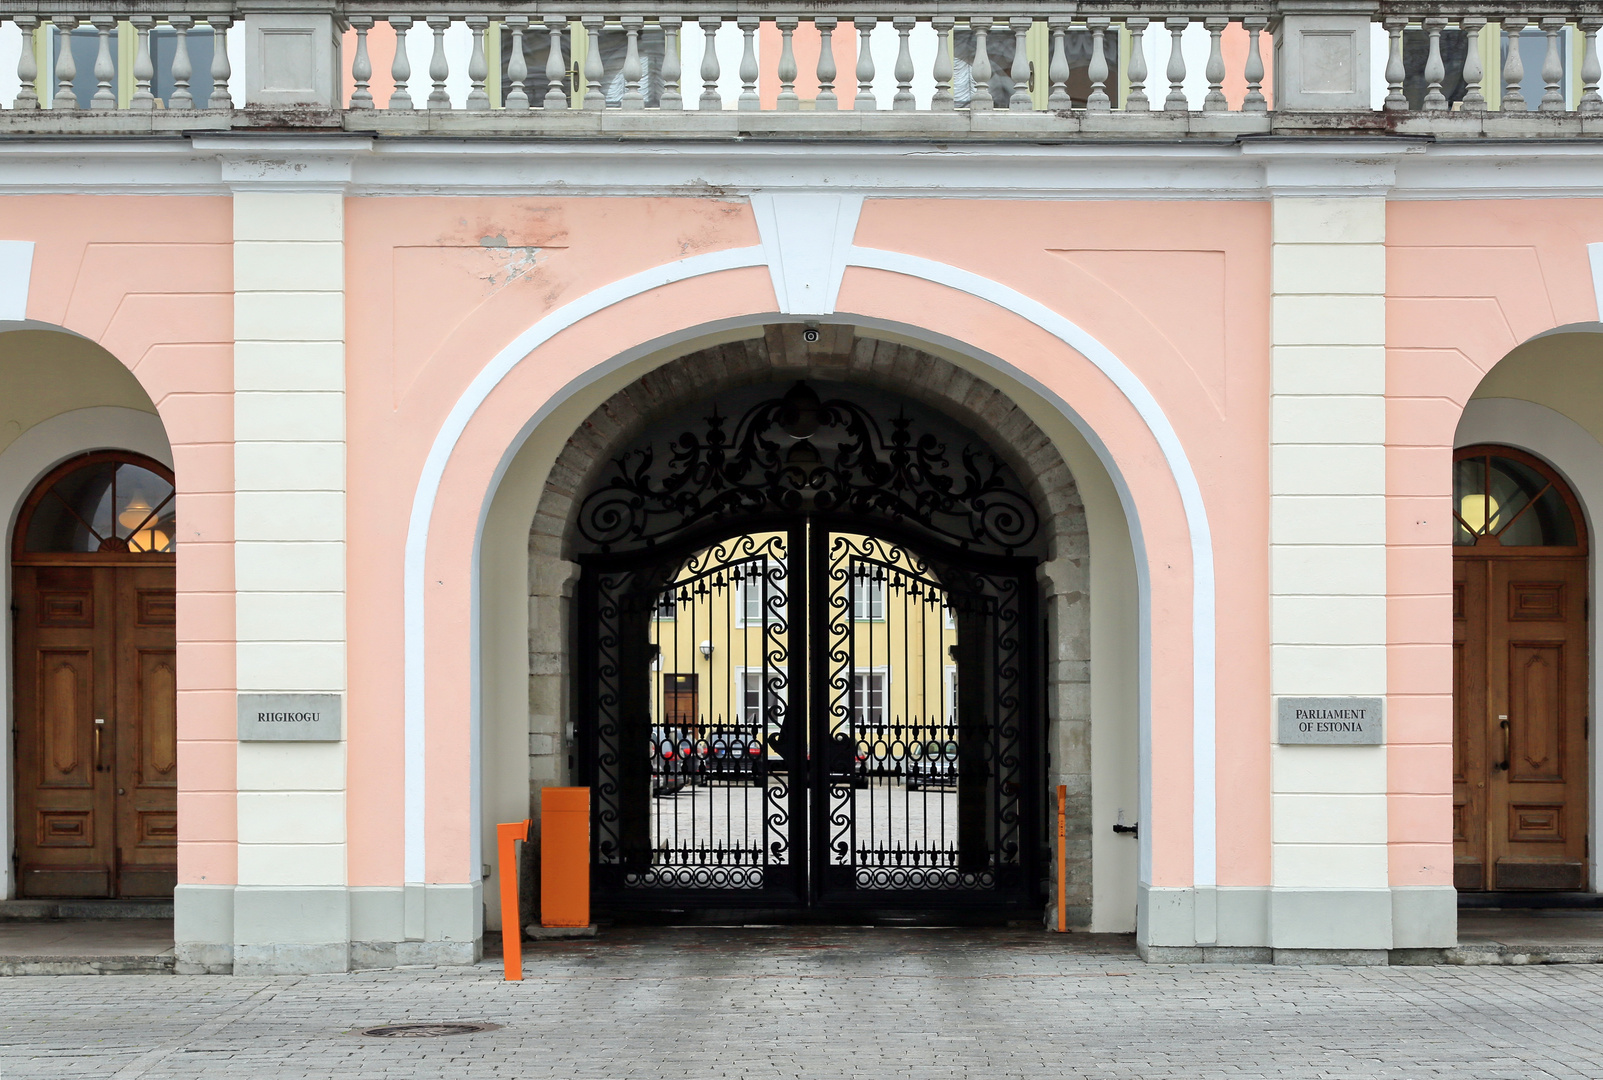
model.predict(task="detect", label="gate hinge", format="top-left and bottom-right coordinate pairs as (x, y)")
top-left (1113, 822), bottom-right (1139, 838)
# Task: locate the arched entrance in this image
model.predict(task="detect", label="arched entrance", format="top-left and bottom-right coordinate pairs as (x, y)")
top-left (11, 451), bottom-right (177, 898)
top-left (1453, 445), bottom-right (1590, 893)
top-left (573, 377), bottom-right (1049, 920)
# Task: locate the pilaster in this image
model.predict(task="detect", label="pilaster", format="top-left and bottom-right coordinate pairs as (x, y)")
top-left (1267, 154), bottom-right (1392, 950)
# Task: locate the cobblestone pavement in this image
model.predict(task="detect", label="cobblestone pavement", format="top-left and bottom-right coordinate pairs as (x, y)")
top-left (4, 926), bottom-right (1603, 1079)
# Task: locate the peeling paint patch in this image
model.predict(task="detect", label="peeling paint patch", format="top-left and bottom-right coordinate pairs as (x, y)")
top-left (480, 241), bottom-right (543, 288)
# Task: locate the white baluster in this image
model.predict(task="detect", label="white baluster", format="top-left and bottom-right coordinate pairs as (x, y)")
top-left (1460, 17), bottom-right (1486, 112)
top-left (389, 17), bottom-right (414, 109)
top-left (1126, 18), bottom-right (1150, 110)
top-left (1382, 16), bottom-right (1406, 111)
top-left (582, 16), bottom-right (604, 110)
top-left (1243, 16), bottom-right (1267, 112)
top-left (660, 17), bottom-right (682, 109)
top-left (130, 15), bottom-right (156, 109)
top-left (1422, 17), bottom-right (1447, 110)
top-left (699, 16), bottom-right (722, 110)
top-left (1009, 17), bottom-right (1031, 110)
top-left (1583, 17), bottom-right (1603, 115)
top-left (14, 16), bottom-right (39, 109)
top-left (465, 17), bottom-right (489, 110)
top-left (1539, 16), bottom-right (1566, 111)
top-left (1203, 17), bottom-right (1227, 111)
top-left (1502, 17), bottom-right (1527, 112)
top-left (349, 16), bottom-right (375, 109)
top-left (893, 16), bottom-right (916, 110)
top-left (854, 17), bottom-right (876, 111)
top-left (208, 16), bottom-right (232, 108)
top-left (169, 15), bottom-right (194, 108)
top-left (738, 16), bottom-right (760, 111)
top-left (815, 17), bottom-right (838, 111)
top-left (1046, 17), bottom-right (1070, 111)
top-left (505, 16), bottom-right (529, 109)
top-left (776, 17), bottom-right (799, 110)
top-left (544, 16), bottom-right (568, 110)
top-left (970, 17), bottom-right (992, 111)
top-left (427, 16), bottom-right (452, 109)
top-left (90, 15), bottom-right (116, 109)
top-left (1086, 17), bottom-right (1109, 111)
top-left (53, 16), bottom-right (79, 110)
top-left (1164, 16), bottom-right (1188, 111)
top-left (931, 16), bottom-right (954, 111)
top-left (623, 16), bottom-right (646, 110)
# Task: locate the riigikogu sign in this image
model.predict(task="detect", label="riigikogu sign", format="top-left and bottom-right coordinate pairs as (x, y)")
top-left (238, 693), bottom-right (342, 741)
top-left (1276, 697), bottom-right (1384, 745)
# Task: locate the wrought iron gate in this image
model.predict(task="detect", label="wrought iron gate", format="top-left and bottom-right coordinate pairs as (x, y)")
top-left (575, 381), bottom-right (1043, 918)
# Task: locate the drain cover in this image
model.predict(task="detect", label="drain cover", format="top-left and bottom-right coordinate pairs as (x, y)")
top-left (359, 1022), bottom-right (498, 1038)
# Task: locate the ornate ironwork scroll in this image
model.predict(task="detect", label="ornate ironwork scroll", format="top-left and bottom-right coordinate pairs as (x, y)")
top-left (820, 533), bottom-right (1028, 897)
top-left (577, 381), bottom-right (1040, 555)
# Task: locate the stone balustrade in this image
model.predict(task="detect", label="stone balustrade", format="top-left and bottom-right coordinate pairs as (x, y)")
top-left (0, 4), bottom-right (1601, 134)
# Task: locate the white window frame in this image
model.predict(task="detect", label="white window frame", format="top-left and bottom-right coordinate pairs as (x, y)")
top-left (736, 556), bottom-right (787, 627)
top-left (850, 667), bottom-right (891, 728)
top-left (850, 565), bottom-right (886, 622)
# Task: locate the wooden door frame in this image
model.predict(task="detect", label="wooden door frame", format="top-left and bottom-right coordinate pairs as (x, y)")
top-left (1453, 444), bottom-right (1591, 892)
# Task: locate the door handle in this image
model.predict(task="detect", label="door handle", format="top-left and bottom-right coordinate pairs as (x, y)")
top-left (1496, 715), bottom-right (1510, 772)
top-left (93, 717), bottom-right (106, 772)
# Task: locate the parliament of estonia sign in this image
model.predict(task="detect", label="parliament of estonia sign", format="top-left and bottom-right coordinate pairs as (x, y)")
top-left (238, 693), bottom-right (343, 741)
top-left (1276, 697), bottom-right (1384, 745)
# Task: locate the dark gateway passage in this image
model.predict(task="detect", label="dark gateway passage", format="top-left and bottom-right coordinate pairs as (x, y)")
top-left (575, 381), bottom-right (1046, 922)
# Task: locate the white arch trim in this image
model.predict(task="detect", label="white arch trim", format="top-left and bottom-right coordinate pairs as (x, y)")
top-left (1457, 397), bottom-right (1603, 893)
top-left (403, 245), bottom-right (1219, 903)
top-left (0, 406), bottom-right (172, 899)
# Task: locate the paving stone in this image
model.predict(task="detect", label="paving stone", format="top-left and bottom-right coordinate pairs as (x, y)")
top-left (2, 927), bottom-right (1603, 1078)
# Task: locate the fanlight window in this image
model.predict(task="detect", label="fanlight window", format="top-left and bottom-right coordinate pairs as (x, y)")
top-left (23, 456), bottom-right (176, 554)
top-left (1453, 451), bottom-right (1578, 548)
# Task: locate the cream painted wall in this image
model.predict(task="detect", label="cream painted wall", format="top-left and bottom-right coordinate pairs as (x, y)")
top-left (0, 330), bottom-right (160, 456)
top-left (475, 321), bottom-right (1142, 933)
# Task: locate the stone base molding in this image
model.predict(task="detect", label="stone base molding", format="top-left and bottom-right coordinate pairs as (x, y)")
top-left (1138, 884), bottom-right (1457, 960)
top-left (174, 883), bottom-right (482, 975)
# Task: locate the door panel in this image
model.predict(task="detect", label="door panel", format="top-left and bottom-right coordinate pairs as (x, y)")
top-left (13, 566), bottom-right (115, 898)
top-left (115, 565), bottom-right (178, 897)
top-left (1488, 559), bottom-right (1588, 891)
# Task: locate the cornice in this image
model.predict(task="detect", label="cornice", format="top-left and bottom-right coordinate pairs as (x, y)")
top-left (0, 136), bottom-right (1599, 201)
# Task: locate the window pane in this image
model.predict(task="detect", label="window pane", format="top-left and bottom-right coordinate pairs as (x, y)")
top-left (25, 460), bottom-right (175, 554)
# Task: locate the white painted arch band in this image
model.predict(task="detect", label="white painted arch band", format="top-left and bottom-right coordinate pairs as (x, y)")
top-left (403, 243), bottom-right (1217, 896)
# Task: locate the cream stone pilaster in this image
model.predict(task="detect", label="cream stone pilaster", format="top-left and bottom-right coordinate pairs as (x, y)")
top-left (223, 143), bottom-right (361, 975)
top-left (1263, 150), bottom-right (1396, 953)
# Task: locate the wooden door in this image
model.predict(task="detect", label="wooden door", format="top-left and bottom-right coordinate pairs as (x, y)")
top-left (663, 673), bottom-right (698, 729)
top-left (1453, 447), bottom-right (1590, 892)
top-left (13, 564), bottom-right (176, 897)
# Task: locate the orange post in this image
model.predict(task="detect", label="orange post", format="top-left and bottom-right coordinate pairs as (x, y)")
top-left (496, 818), bottom-right (531, 981)
top-left (1056, 784), bottom-right (1068, 933)
top-left (541, 786), bottom-right (591, 929)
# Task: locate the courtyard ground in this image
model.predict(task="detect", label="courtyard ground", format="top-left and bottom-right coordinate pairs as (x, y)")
top-left (3, 925), bottom-right (1603, 1078)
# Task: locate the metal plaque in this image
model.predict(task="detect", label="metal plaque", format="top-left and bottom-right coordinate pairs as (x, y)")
top-left (238, 693), bottom-right (342, 741)
top-left (1276, 697), bottom-right (1384, 745)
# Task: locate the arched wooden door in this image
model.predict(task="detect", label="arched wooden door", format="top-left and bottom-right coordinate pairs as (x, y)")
top-left (1453, 446), bottom-right (1590, 892)
top-left (12, 452), bottom-right (177, 898)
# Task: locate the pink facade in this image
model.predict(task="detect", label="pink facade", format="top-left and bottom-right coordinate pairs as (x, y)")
top-left (2, 119), bottom-right (1602, 968)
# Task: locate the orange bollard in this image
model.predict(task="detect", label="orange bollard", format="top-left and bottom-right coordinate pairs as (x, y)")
top-left (1056, 784), bottom-right (1068, 933)
top-left (497, 818), bottom-right (531, 981)
top-left (541, 787), bottom-right (591, 929)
